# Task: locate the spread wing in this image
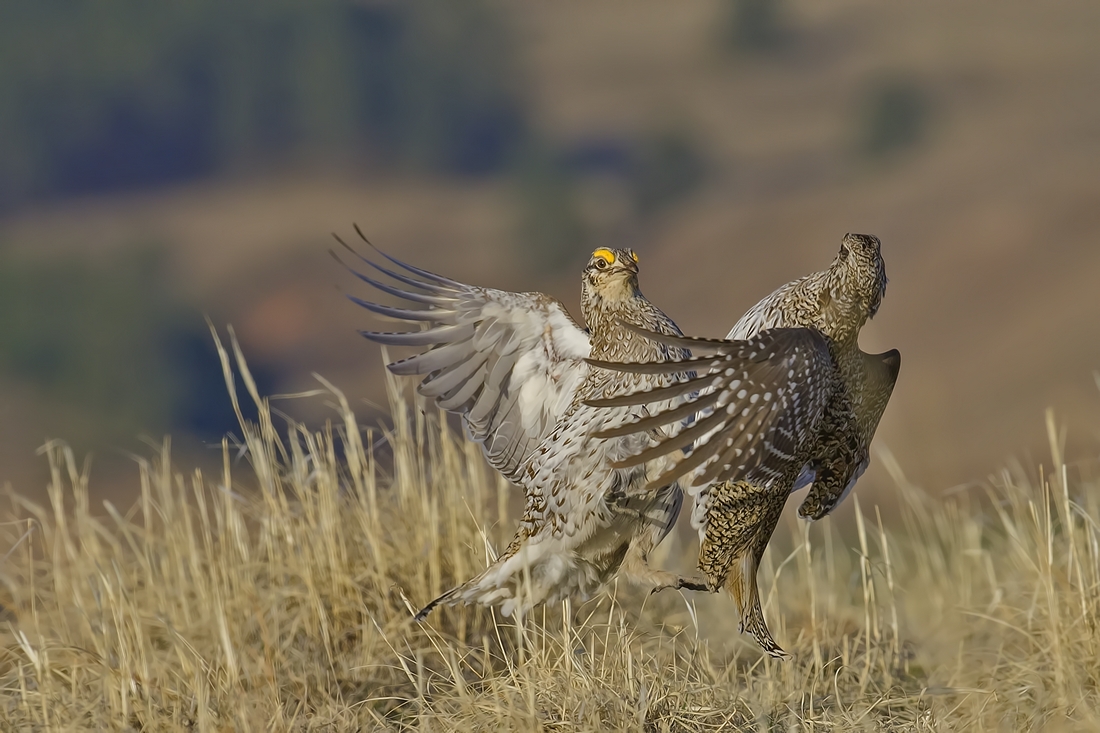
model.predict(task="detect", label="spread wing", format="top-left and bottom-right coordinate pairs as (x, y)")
top-left (584, 325), bottom-right (835, 491)
top-left (337, 240), bottom-right (591, 486)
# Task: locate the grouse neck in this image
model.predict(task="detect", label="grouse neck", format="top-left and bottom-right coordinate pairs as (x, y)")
top-left (815, 265), bottom-right (874, 347)
top-left (583, 291), bottom-right (659, 362)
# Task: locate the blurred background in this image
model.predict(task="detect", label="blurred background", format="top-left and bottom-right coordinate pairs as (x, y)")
top-left (1, 0), bottom-right (1099, 510)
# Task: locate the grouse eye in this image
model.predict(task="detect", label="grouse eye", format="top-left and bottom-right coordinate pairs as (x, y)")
top-left (594, 258), bottom-right (609, 269)
top-left (838, 245), bottom-right (849, 260)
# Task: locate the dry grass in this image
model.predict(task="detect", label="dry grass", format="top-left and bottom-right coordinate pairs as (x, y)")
top-left (0, 333), bottom-right (1098, 731)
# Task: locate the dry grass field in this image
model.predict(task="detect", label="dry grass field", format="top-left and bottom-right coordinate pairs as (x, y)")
top-left (1, 332), bottom-right (1098, 731)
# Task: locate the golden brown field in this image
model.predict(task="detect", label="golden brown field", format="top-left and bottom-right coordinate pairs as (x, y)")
top-left (1, 332), bottom-right (1097, 731)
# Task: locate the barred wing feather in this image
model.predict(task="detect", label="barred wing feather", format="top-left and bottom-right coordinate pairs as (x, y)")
top-left (586, 325), bottom-right (834, 491)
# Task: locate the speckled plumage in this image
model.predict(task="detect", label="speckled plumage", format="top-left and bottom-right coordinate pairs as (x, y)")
top-left (586, 233), bottom-right (900, 657)
top-left (341, 240), bottom-right (699, 620)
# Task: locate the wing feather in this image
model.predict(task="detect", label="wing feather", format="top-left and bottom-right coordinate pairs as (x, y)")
top-left (593, 387), bottom-right (722, 439)
top-left (354, 256), bottom-right (460, 295)
top-left (585, 326), bottom-right (835, 490)
top-left (437, 364), bottom-right (489, 410)
top-left (339, 243), bottom-right (591, 485)
top-left (420, 351), bottom-right (488, 397)
top-left (361, 323), bottom-right (475, 347)
top-left (386, 338), bottom-right (476, 376)
top-left (346, 270), bottom-right (456, 306)
top-left (343, 225), bottom-right (467, 288)
top-left (349, 296), bottom-right (454, 322)
top-left (585, 373), bottom-right (717, 409)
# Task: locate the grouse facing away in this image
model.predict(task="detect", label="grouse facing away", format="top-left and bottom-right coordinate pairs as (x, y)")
top-left (340, 236), bottom-right (703, 621)
top-left (586, 233), bottom-right (900, 657)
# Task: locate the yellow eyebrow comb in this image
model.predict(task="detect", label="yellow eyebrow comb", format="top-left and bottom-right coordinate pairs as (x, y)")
top-left (592, 248), bottom-right (615, 264)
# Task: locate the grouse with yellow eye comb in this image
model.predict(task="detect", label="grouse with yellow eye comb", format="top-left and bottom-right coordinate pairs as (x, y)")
top-left (586, 233), bottom-right (900, 657)
top-left (336, 231), bottom-right (705, 620)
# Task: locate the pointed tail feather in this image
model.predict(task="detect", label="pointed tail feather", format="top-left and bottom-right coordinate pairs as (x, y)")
top-left (414, 586), bottom-right (463, 622)
top-left (725, 553), bottom-right (786, 658)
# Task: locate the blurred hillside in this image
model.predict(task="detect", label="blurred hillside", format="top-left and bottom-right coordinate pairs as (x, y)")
top-left (1, 0), bottom-right (1099, 503)
top-left (0, 0), bottom-right (525, 206)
